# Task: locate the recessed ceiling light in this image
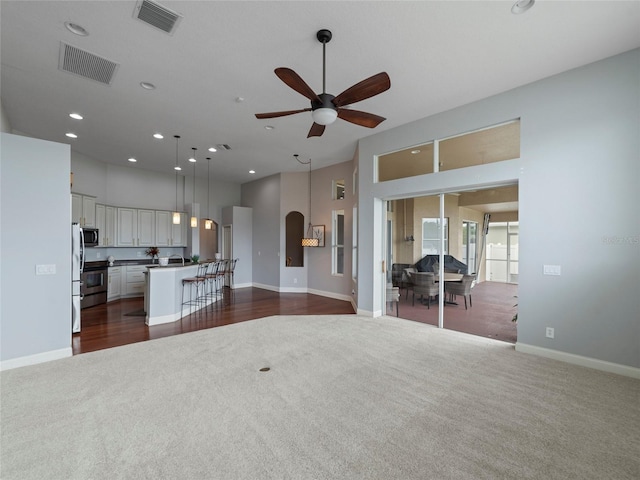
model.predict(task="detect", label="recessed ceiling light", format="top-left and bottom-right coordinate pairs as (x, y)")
top-left (128, 157), bottom-right (137, 163)
top-left (140, 81), bottom-right (156, 90)
top-left (153, 133), bottom-right (163, 139)
top-left (188, 157), bottom-right (196, 163)
top-left (208, 147), bottom-right (217, 152)
top-left (264, 125), bottom-right (275, 130)
top-left (511, 0), bottom-right (535, 14)
top-left (66, 132), bottom-right (77, 138)
top-left (235, 96), bottom-right (245, 103)
top-left (411, 149), bottom-right (421, 154)
top-left (249, 170), bottom-right (256, 174)
top-left (65, 22), bottom-right (88, 36)
top-left (69, 113), bottom-right (83, 120)
top-left (174, 166), bottom-right (182, 171)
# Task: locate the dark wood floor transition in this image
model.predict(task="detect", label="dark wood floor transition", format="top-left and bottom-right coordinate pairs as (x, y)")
top-left (73, 288), bottom-right (355, 355)
top-left (74, 282), bottom-right (517, 355)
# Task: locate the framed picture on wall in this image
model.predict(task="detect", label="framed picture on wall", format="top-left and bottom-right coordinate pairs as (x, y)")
top-left (312, 225), bottom-right (325, 247)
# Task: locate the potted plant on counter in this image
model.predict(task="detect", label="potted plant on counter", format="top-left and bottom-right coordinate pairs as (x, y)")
top-left (145, 246), bottom-right (159, 263)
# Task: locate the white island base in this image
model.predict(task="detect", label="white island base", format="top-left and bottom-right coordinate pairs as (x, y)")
top-left (144, 264), bottom-right (217, 326)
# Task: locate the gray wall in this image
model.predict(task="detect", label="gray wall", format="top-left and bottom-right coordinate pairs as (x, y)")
top-left (307, 161), bottom-right (355, 300)
top-left (241, 174), bottom-right (281, 288)
top-left (1, 133), bottom-right (71, 363)
top-left (242, 162), bottom-right (356, 300)
top-left (221, 206), bottom-right (252, 288)
top-left (358, 49), bottom-right (640, 369)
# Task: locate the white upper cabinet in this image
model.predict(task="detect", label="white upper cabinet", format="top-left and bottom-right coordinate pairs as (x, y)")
top-left (117, 208), bottom-right (137, 247)
top-left (96, 204), bottom-right (117, 246)
top-left (137, 209), bottom-right (155, 247)
top-left (156, 211), bottom-right (186, 246)
top-left (71, 193), bottom-right (96, 227)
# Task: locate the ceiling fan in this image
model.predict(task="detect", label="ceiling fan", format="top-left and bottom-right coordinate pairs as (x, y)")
top-left (255, 29), bottom-right (391, 138)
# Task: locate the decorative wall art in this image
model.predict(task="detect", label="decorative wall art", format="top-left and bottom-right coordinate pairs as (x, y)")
top-left (312, 225), bottom-right (325, 247)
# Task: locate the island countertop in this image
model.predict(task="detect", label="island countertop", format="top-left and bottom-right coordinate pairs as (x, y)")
top-left (144, 263), bottom-right (215, 326)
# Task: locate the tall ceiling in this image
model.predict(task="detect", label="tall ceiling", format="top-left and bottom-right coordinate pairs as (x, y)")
top-left (2, 1), bottom-right (639, 184)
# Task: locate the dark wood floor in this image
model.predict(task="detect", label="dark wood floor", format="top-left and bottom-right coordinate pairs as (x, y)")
top-left (73, 287), bottom-right (356, 355)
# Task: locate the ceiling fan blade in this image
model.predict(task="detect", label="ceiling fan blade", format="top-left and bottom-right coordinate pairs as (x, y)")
top-left (333, 72), bottom-right (391, 107)
top-left (255, 108), bottom-right (311, 119)
top-left (337, 108), bottom-right (386, 128)
top-left (307, 123), bottom-right (326, 138)
top-left (275, 68), bottom-right (321, 102)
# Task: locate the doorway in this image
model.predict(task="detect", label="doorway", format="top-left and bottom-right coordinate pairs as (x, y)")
top-left (387, 186), bottom-right (518, 343)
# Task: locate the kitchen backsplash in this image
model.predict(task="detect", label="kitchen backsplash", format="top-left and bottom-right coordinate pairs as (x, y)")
top-left (83, 247), bottom-right (185, 262)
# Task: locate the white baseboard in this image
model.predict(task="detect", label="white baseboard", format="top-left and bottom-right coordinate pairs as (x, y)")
top-left (516, 343), bottom-right (640, 379)
top-left (252, 282), bottom-right (280, 293)
top-left (0, 347), bottom-right (72, 371)
top-left (357, 308), bottom-right (375, 316)
top-left (280, 287), bottom-right (308, 293)
top-left (307, 288), bottom-right (352, 302)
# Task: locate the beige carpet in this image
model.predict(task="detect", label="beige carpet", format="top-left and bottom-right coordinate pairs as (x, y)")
top-left (1, 315), bottom-right (639, 479)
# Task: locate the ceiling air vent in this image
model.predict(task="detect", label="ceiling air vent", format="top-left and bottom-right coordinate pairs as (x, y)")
top-left (58, 43), bottom-right (119, 85)
top-left (216, 144), bottom-right (232, 151)
top-left (134, 0), bottom-right (183, 35)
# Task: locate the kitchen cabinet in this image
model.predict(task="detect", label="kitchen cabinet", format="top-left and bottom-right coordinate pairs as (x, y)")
top-left (117, 208), bottom-right (137, 246)
top-left (156, 210), bottom-right (186, 247)
top-left (117, 208), bottom-right (156, 247)
top-left (124, 265), bottom-right (146, 296)
top-left (71, 193), bottom-right (96, 227)
top-left (137, 209), bottom-right (155, 247)
top-left (95, 204), bottom-right (116, 246)
top-left (107, 267), bottom-right (122, 300)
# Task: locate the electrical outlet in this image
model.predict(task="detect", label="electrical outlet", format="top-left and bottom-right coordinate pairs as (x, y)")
top-left (293, 278), bottom-right (298, 284)
top-left (546, 327), bottom-right (555, 339)
top-left (137, 251), bottom-right (142, 257)
top-left (96, 252), bottom-right (101, 259)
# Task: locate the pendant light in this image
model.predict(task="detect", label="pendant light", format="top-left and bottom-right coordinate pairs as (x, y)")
top-left (190, 147), bottom-right (198, 228)
top-left (297, 154), bottom-right (319, 247)
top-left (172, 135), bottom-right (181, 225)
top-left (204, 157), bottom-right (213, 230)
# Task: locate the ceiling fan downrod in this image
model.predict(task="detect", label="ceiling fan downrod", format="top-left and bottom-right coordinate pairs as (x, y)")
top-left (317, 29), bottom-right (332, 95)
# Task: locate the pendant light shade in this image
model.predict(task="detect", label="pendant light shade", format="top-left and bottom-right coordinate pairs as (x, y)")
top-left (296, 154), bottom-right (318, 247)
top-left (172, 135), bottom-right (181, 225)
top-left (190, 147), bottom-right (198, 228)
top-left (204, 157), bottom-right (213, 229)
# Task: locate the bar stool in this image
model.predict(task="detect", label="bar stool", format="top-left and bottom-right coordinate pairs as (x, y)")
top-left (215, 259), bottom-right (228, 304)
top-left (181, 262), bottom-right (207, 317)
top-left (228, 259), bottom-right (238, 288)
top-left (203, 261), bottom-right (221, 308)
top-left (196, 261), bottom-right (214, 308)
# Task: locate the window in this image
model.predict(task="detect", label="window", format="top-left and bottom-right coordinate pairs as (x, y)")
top-left (333, 179), bottom-right (345, 200)
top-left (352, 206), bottom-right (357, 280)
top-left (462, 221), bottom-right (478, 274)
top-left (377, 142), bottom-right (435, 182)
top-left (332, 210), bottom-right (345, 275)
top-left (421, 217), bottom-right (448, 256)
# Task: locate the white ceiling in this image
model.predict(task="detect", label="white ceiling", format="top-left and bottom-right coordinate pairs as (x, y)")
top-left (2, 1), bottom-right (639, 184)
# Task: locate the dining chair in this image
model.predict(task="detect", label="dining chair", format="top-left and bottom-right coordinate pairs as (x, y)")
top-left (444, 274), bottom-right (475, 309)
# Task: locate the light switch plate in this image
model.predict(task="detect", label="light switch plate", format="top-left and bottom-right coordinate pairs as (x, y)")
top-left (36, 264), bottom-right (56, 275)
top-left (543, 265), bottom-right (561, 276)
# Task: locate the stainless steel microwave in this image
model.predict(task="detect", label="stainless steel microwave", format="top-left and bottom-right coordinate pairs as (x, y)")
top-left (82, 227), bottom-right (99, 247)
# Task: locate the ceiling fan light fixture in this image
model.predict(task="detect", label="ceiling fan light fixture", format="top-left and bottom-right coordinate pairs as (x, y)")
top-left (312, 107), bottom-right (337, 125)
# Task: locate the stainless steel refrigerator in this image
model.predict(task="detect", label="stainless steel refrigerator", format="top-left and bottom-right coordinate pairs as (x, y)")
top-left (72, 223), bottom-right (84, 333)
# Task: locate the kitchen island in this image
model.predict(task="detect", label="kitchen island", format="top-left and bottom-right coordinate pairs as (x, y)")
top-left (144, 263), bottom-right (215, 326)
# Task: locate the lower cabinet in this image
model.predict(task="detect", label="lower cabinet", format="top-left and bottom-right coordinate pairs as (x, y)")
top-left (107, 267), bottom-right (122, 301)
top-left (125, 265), bottom-right (146, 296)
top-left (108, 265), bottom-right (147, 300)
